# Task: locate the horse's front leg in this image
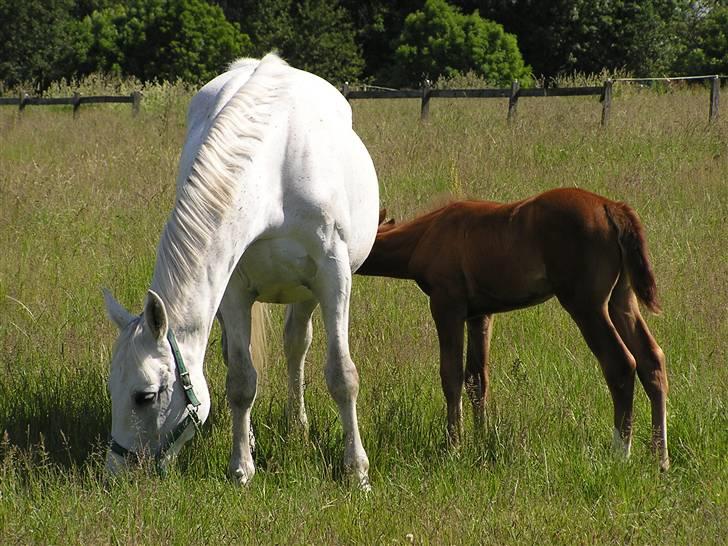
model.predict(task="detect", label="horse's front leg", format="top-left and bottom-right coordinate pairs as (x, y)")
top-left (465, 314), bottom-right (493, 431)
top-left (312, 246), bottom-right (370, 489)
top-left (430, 296), bottom-right (466, 447)
top-left (218, 275), bottom-right (258, 485)
top-left (283, 300), bottom-right (318, 440)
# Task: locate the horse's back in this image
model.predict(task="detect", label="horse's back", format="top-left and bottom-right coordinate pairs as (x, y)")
top-left (180, 55), bottom-right (378, 271)
top-left (274, 64), bottom-right (379, 269)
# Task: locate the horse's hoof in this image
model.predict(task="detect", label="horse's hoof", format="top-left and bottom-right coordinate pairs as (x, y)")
top-left (228, 465), bottom-right (255, 486)
top-left (356, 475), bottom-right (372, 494)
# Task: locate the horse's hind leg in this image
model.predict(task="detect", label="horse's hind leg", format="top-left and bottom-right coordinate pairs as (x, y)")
top-left (219, 275), bottom-right (258, 485)
top-left (430, 296), bottom-right (466, 447)
top-left (284, 300), bottom-right (318, 440)
top-left (312, 247), bottom-right (370, 488)
top-left (561, 299), bottom-right (637, 459)
top-left (465, 314), bottom-right (493, 431)
top-left (609, 278), bottom-right (669, 470)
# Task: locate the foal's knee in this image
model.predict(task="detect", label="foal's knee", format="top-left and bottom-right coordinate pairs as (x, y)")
top-left (637, 345), bottom-right (668, 399)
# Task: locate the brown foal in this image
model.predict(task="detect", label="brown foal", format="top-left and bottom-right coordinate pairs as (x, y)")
top-left (357, 188), bottom-right (669, 470)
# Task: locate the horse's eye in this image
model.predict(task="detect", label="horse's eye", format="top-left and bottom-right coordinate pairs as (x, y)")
top-left (133, 391), bottom-right (157, 406)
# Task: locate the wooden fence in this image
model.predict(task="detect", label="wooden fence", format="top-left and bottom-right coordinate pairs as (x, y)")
top-left (0, 91), bottom-right (141, 117)
top-left (341, 75), bottom-right (722, 126)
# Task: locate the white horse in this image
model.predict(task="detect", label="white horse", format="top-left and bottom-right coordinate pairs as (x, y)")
top-left (103, 54), bottom-right (379, 488)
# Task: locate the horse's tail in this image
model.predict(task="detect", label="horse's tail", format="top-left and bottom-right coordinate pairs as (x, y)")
top-left (605, 202), bottom-right (662, 314)
top-left (250, 302), bottom-right (270, 373)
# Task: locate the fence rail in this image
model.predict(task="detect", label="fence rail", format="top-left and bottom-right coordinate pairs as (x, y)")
top-left (0, 92), bottom-right (141, 116)
top-left (342, 75), bottom-right (722, 126)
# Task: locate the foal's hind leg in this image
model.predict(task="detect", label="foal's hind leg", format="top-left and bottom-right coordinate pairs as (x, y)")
top-left (430, 296), bottom-right (466, 446)
top-left (609, 279), bottom-right (669, 470)
top-left (219, 275), bottom-right (258, 485)
top-left (465, 314), bottom-right (493, 430)
top-left (311, 246), bottom-right (369, 489)
top-left (283, 300), bottom-right (318, 440)
top-left (561, 299), bottom-right (637, 460)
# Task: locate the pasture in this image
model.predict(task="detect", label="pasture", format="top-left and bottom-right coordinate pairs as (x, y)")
top-left (1, 83), bottom-right (726, 543)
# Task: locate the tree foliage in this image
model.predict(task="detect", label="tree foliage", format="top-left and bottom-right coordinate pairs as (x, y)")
top-left (216, 0), bottom-right (364, 84)
top-left (473, 0), bottom-right (696, 79)
top-left (0, 0), bottom-right (86, 90)
top-left (673, 3), bottom-right (728, 75)
top-left (76, 0), bottom-right (252, 84)
top-left (392, 0), bottom-right (530, 87)
top-left (1, 0), bottom-right (726, 90)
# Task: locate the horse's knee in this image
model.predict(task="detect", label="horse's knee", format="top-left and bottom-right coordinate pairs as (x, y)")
top-left (226, 353), bottom-right (257, 407)
top-left (325, 356), bottom-right (359, 403)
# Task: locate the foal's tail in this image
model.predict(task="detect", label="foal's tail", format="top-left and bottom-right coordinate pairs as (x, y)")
top-left (605, 202), bottom-right (662, 314)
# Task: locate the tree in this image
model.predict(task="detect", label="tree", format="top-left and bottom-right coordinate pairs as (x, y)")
top-left (392, 0), bottom-right (530, 87)
top-left (474, 0), bottom-right (693, 79)
top-left (215, 0), bottom-right (365, 84)
top-left (0, 0), bottom-right (87, 90)
top-left (78, 0), bottom-right (252, 84)
top-left (338, 0), bottom-right (422, 82)
top-left (672, 3), bottom-right (728, 75)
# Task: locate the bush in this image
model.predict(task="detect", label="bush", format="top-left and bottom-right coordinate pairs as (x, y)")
top-left (77, 0), bottom-right (252, 84)
top-left (391, 0), bottom-right (530, 88)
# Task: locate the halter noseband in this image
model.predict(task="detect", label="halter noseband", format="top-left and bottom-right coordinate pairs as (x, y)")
top-left (109, 329), bottom-right (202, 473)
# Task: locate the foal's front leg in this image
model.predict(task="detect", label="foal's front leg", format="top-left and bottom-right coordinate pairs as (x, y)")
top-left (465, 314), bottom-right (493, 430)
top-left (430, 297), bottom-right (466, 447)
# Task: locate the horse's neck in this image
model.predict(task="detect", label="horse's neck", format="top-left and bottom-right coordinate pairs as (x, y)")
top-left (357, 219), bottom-right (432, 279)
top-left (149, 218), bottom-right (256, 355)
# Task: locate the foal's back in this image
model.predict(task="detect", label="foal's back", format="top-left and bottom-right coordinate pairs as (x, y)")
top-left (409, 188), bottom-right (626, 313)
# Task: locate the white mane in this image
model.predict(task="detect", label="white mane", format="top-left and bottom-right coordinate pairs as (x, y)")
top-left (152, 54), bottom-right (289, 308)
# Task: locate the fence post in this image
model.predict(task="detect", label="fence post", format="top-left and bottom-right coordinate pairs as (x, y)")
top-left (601, 79), bottom-right (613, 127)
top-left (341, 82), bottom-right (349, 102)
top-left (131, 91), bottom-right (141, 116)
top-left (19, 92), bottom-right (28, 113)
top-left (508, 80), bottom-right (520, 123)
top-left (709, 75), bottom-right (720, 124)
top-left (420, 80), bottom-right (431, 121)
top-left (72, 92), bottom-right (81, 119)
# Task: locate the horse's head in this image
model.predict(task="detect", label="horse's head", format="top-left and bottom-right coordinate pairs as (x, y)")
top-left (102, 289), bottom-right (209, 475)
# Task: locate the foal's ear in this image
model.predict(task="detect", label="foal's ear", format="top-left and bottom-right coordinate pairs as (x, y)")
top-left (103, 288), bottom-right (136, 330)
top-left (144, 290), bottom-right (169, 341)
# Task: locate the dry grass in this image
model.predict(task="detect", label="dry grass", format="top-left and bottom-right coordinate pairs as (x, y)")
top-left (0, 82), bottom-right (726, 543)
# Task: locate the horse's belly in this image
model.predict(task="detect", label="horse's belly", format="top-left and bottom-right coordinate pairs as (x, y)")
top-left (237, 238), bottom-right (316, 303)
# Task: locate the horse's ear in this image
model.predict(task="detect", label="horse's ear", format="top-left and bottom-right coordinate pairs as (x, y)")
top-left (144, 290), bottom-right (169, 341)
top-left (378, 209), bottom-right (387, 225)
top-left (103, 288), bottom-right (136, 330)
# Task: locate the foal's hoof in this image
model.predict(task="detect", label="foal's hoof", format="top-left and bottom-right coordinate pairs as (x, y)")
top-left (659, 457), bottom-right (670, 472)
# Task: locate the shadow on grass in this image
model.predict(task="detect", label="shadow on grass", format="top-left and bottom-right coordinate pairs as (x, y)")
top-left (0, 366), bottom-right (109, 468)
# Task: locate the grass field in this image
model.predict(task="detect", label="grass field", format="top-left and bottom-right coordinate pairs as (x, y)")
top-left (1, 82), bottom-right (726, 544)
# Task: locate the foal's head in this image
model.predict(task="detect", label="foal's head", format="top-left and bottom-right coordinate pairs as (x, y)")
top-left (377, 208), bottom-right (396, 233)
top-left (102, 289), bottom-right (208, 475)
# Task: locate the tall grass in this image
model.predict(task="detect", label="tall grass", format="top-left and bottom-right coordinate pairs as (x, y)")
top-left (0, 81), bottom-right (726, 543)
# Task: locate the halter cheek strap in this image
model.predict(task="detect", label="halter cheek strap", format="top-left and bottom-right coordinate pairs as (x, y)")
top-left (109, 328), bottom-right (202, 472)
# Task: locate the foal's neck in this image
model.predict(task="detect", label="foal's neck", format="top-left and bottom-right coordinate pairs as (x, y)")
top-left (357, 216), bottom-right (433, 280)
